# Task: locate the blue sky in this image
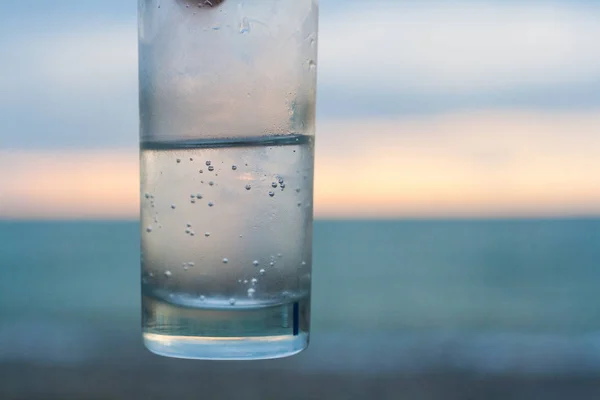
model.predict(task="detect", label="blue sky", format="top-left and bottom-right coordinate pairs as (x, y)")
top-left (1, 1), bottom-right (599, 218)
top-left (1, 0), bottom-right (600, 149)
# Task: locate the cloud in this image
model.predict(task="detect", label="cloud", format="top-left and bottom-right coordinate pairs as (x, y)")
top-left (2, 110), bottom-right (599, 219)
top-left (0, 21), bottom-right (138, 149)
top-left (319, 2), bottom-right (600, 93)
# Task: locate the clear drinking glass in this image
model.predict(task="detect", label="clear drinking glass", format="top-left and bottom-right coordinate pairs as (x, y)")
top-left (139, 0), bottom-right (318, 360)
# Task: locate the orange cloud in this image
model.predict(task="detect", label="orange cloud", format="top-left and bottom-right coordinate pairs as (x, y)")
top-left (0, 151), bottom-right (138, 219)
top-left (1, 110), bottom-right (599, 219)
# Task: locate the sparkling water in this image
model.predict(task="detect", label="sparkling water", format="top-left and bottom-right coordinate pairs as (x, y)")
top-left (140, 135), bottom-right (313, 359)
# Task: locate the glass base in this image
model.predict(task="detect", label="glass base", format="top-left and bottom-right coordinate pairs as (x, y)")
top-left (142, 295), bottom-right (310, 360)
top-left (144, 332), bottom-right (308, 360)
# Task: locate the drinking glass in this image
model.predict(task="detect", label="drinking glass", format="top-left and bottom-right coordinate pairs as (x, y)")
top-left (139, 0), bottom-right (318, 360)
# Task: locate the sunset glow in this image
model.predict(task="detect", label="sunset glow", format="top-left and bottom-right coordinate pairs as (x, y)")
top-left (2, 111), bottom-right (599, 219)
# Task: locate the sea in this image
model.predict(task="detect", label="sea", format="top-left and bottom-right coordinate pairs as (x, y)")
top-left (1, 219), bottom-right (600, 378)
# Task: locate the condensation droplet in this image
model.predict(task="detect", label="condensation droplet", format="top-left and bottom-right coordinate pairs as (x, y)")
top-left (280, 183), bottom-right (286, 189)
top-left (253, 260), bottom-right (259, 267)
top-left (296, 188), bottom-right (301, 193)
top-left (208, 166), bottom-right (215, 172)
top-left (205, 232), bottom-right (210, 237)
top-left (301, 261), bottom-right (307, 266)
top-left (188, 262), bottom-right (195, 267)
top-left (223, 258), bottom-right (229, 264)
top-left (209, 181), bottom-right (214, 186)
top-left (229, 298), bottom-right (236, 305)
top-left (190, 194), bottom-right (196, 199)
top-left (197, 194), bottom-right (203, 199)
top-left (208, 201), bottom-right (214, 207)
top-left (171, 204), bottom-right (176, 209)
top-left (245, 184), bottom-right (252, 191)
top-left (185, 228), bottom-right (191, 234)
top-left (176, 159), bottom-right (181, 164)
top-left (206, 161), bottom-right (212, 166)
top-left (200, 295), bottom-right (206, 302)
top-left (191, 199), bottom-right (196, 204)
top-left (239, 17), bottom-right (250, 34)
top-left (199, 170), bottom-right (204, 174)
top-left (269, 191), bottom-right (275, 197)
top-left (277, 253), bottom-right (283, 258)
top-left (259, 268), bottom-right (266, 275)
top-left (244, 279), bottom-right (249, 284)
top-left (146, 226), bottom-right (153, 233)
top-left (247, 288), bottom-right (256, 297)
top-left (251, 278), bottom-right (258, 285)
top-left (190, 231), bottom-right (195, 236)
top-left (278, 177), bottom-right (285, 184)
top-left (232, 165), bottom-right (238, 170)
top-left (164, 270), bottom-right (172, 278)
top-left (186, 223), bottom-right (192, 227)
top-left (144, 193), bottom-right (151, 199)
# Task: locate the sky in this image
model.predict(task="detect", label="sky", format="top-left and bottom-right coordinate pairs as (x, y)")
top-left (1, 0), bottom-right (599, 219)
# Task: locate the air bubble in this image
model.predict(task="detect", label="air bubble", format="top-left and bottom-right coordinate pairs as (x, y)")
top-left (199, 170), bottom-right (204, 174)
top-left (296, 188), bottom-right (301, 193)
top-left (164, 270), bottom-right (172, 278)
top-left (188, 262), bottom-right (195, 267)
top-left (245, 184), bottom-right (252, 190)
top-left (251, 278), bottom-right (258, 285)
top-left (253, 260), bottom-right (259, 267)
top-left (144, 193), bottom-right (150, 199)
top-left (200, 295), bottom-right (206, 302)
top-left (185, 228), bottom-right (191, 234)
top-left (278, 178), bottom-right (284, 184)
top-left (280, 183), bottom-right (286, 189)
top-left (190, 194), bottom-right (196, 199)
top-left (209, 181), bottom-right (214, 186)
top-left (205, 232), bottom-right (211, 237)
top-left (197, 194), bottom-right (203, 199)
top-left (277, 253), bottom-right (282, 258)
top-left (229, 298), bottom-right (236, 305)
top-left (270, 261), bottom-right (275, 267)
top-left (208, 166), bottom-right (215, 172)
top-left (259, 269), bottom-right (266, 275)
top-left (146, 226), bottom-right (153, 233)
top-left (191, 199), bottom-right (196, 204)
top-left (271, 182), bottom-right (278, 188)
top-left (187, 223), bottom-right (192, 227)
top-left (206, 161), bottom-right (211, 166)
top-left (247, 288), bottom-right (256, 297)
top-left (190, 231), bottom-right (195, 236)
top-left (232, 165), bottom-right (238, 171)
top-left (223, 258), bottom-right (229, 264)
top-left (301, 261), bottom-right (307, 266)
top-left (190, 157), bottom-right (193, 161)
top-left (171, 204), bottom-right (176, 209)
top-left (269, 191), bottom-right (275, 197)
top-left (176, 159), bottom-right (181, 163)
top-left (208, 201), bottom-right (214, 207)
top-left (244, 279), bottom-right (249, 284)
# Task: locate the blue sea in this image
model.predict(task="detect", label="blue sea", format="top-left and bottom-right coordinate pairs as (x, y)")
top-left (1, 219), bottom-right (600, 376)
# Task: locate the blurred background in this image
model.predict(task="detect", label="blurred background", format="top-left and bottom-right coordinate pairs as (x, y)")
top-left (1, 0), bottom-right (600, 398)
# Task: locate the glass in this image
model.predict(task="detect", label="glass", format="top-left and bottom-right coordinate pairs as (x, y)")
top-left (138, 0), bottom-right (318, 360)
